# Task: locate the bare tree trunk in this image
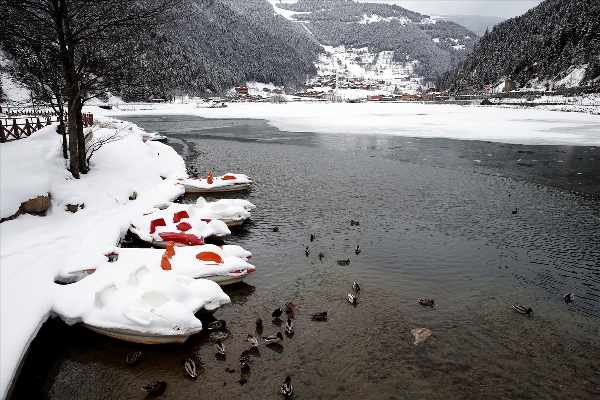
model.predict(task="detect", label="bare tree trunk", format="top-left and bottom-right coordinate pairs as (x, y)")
top-left (75, 97), bottom-right (87, 174)
top-left (67, 100), bottom-right (80, 178)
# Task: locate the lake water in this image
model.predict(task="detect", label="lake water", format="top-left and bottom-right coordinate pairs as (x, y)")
top-left (11, 114), bottom-right (600, 399)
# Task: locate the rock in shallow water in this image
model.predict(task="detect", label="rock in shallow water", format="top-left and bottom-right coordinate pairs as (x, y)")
top-left (411, 328), bottom-right (431, 346)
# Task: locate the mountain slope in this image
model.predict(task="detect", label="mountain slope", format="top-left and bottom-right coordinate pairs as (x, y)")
top-left (437, 0), bottom-right (600, 92)
top-left (274, 0), bottom-right (478, 80)
top-left (123, 0), bottom-right (322, 100)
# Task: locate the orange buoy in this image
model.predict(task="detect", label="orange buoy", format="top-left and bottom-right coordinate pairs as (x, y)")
top-left (166, 241), bottom-right (176, 257)
top-left (207, 171), bottom-right (213, 184)
top-left (196, 251), bottom-right (224, 264)
top-left (161, 253), bottom-right (172, 270)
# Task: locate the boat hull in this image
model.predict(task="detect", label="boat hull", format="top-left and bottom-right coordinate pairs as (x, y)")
top-left (183, 183), bottom-right (251, 194)
top-left (81, 324), bottom-right (202, 344)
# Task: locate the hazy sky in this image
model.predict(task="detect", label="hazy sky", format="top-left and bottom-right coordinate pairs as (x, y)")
top-left (357, 0), bottom-right (545, 19)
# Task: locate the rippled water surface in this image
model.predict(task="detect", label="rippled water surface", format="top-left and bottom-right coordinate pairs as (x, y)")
top-left (12, 114), bottom-right (600, 399)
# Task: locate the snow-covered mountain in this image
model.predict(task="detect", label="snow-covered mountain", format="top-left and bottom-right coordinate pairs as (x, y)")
top-left (437, 0), bottom-right (600, 93)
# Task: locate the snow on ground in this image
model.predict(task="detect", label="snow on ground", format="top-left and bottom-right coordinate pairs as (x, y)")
top-left (0, 116), bottom-right (237, 399)
top-left (96, 102), bottom-right (600, 146)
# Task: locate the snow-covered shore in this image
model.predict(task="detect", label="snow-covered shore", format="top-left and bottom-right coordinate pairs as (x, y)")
top-left (0, 118), bottom-right (199, 399)
top-left (97, 101), bottom-right (600, 146)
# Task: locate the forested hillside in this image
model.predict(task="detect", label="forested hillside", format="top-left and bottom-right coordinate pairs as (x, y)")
top-left (123, 0), bottom-right (322, 100)
top-left (276, 0), bottom-right (477, 80)
top-left (436, 0), bottom-right (600, 92)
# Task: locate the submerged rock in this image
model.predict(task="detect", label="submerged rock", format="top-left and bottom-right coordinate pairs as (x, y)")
top-left (411, 328), bottom-right (431, 346)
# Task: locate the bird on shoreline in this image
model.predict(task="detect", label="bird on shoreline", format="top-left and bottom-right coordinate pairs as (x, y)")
top-left (513, 303), bottom-right (533, 314)
top-left (304, 246), bottom-right (310, 256)
top-left (215, 339), bottom-right (226, 355)
top-left (418, 298), bottom-right (435, 308)
top-left (141, 381), bottom-right (166, 393)
top-left (182, 358), bottom-right (197, 378)
top-left (318, 251), bottom-right (324, 261)
top-left (348, 293), bottom-right (357, 304)
top-left (272, 308), bottom-right (283, 319)
top-left (350, 220), bottom-right (360, 226)
top-left (355, 245), bottom-right (361, 254)
top-left (263, 332), bottom-right (284, 345)
top-left (352, 281), bottom-right (361, 292)
top-left (310, 233), bottom-right (315, 242)
top-left (273, 226), bottom-right (280, 232)
top-left (285, 302), bottom-right (295, 314)
top-left (311, 311), bottom-right (328, 321)
top-left (239, 350), bottom-right (250, 368)
top-left (281, 376), bottom-right (293, 398)
top-left (126, 351), bottom-right (141, 364)
top-left (337, 259), bottom-right (350, 266)
top-left (564, 293), bottom-right (575, 303)
top-left (247, 333), bottom-right (259, 348)
top-left (285, 318), bottom-right (294, 334)
top-left (207, 319), bottom-right (226, 331)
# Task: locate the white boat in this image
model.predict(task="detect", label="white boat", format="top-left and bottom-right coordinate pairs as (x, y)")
top-left (81, 324), bottom-right (202, 344)
top-left (181, 173), bottom-right (253, 194)
top-left (177, 197), bottom-right (255, 227)
top-left (109, 245), bottom-right (255, 286)
top-left (130, 208), bottom-right (231, 247)
top-left (69, 268), bottom-right (231, 344)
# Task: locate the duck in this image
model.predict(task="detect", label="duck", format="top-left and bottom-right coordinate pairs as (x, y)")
top-left (350, 220), bottom-right (360, 226)
top-left (348, 293), bottom-right (357, 304)
top-left (263, 331), bottom-right (284, 345)
top-left (215, 339), bottom-right (226, 355)
top-left (247, 333), bottom-right (259, 348)
top-left (280, 376), bottom-right (293, 398)
top-left (239, 350), bottom-right (250, 368)
top-left (564, 293), bottom-right (575, 303)
top-left (141, 381), bottom-right (166, 393)
top-left (311, 311), bottom-right (328, 321)
top-left (207, 319), bottom-right (226, 331)
top-left (513, 303), bottom-right (533, 314)
top-left (318, 251), bottom-right (324, 261)
top-left (304, 246), bottom-right (310, 257)
top-left (337, 259), bottom-right (350, 266)
top-left (272, 308), bottom-right (283, 319)
top-left (352, 281), bottom-right (361, 292)
top-left (511, 208), bottom-right (518, 214)
top-left (310, 233), bottom-right (316, 242)
top-left (355, 245), bottom-right (361, 254)
top-left (126, 351), bottom-right (141, 364)
top-left (285, 318), bottom-right (294, 334)
top-left (418, 298), bottom-right (435, 308)
top-left (181, 358), bottom-right (197, 378)
top-left (285, 302), bottom-right (295, 314)
top-left (273, 226), bottom-right (280, 232)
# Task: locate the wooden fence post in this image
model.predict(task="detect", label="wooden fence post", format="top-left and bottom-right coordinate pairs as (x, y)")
top-left (0, 120), bottom-right (5, 143)
top-left (11, 119), bottom-right (19, 140)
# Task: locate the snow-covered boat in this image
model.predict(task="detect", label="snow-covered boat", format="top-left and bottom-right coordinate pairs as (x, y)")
top-left (155, 198), bottom-right (255, 227)
top-left (110, 244), bottom-right (255, 286)
top-left (130, 207), bottom-right (231, 247)
top-left (59, 267), bottom-right (231, 345)
top-left (181, 172), bottom-right (253, 194)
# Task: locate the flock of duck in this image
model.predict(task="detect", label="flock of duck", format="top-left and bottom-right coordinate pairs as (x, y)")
top-left (131, 197), bottom-right (577, 397)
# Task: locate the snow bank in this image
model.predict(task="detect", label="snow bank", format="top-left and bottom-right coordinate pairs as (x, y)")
top-left (0, 117), bottom-right (202, 399)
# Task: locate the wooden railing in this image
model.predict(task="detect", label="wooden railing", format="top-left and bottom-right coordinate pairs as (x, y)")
top-left (0, 114), bottom-right (94, 143)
